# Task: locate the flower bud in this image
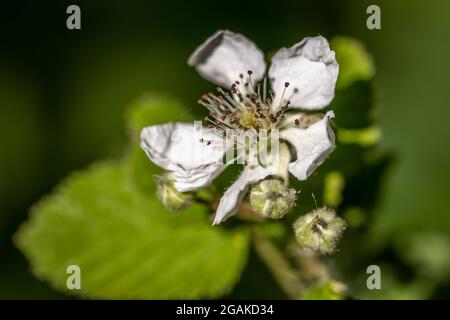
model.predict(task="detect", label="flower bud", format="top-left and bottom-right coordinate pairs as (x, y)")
top-left (249, 179), bottom-right (296, 219)
top-left (154, 174), bottom-right (193, 211)
top-left (293, 207), bottom-right (346, 255)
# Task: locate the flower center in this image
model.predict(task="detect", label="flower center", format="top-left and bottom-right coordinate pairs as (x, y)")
top-left (197, 70), bottom-right (291, 132)
top-left (196, 71), bottom-right (315, 167)
top-left (239, 109), bottom-right (260, 128)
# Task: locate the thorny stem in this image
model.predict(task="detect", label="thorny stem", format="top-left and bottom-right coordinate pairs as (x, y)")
top-left (251, 227), bottom-right (305, 299)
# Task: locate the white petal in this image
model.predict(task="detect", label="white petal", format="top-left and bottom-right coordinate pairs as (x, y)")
top-left (268, 143), bottom-right (292, 183)
top-left (257, 135), bottom-right (291, 183)
top-left (277, 112), bottom-right (308, 129)
top-left (269, 36), bottom-right (338, 110)
top-left (171, 164), bottom-right (224, 192)
top-left (140, 122), bottom-right (228, 192)
top-left (213, 165), bottom-right (271, 225)
top-left (280, 111), bottom-right (335, 181)
top-left (188, 30), bottom-right (266, 90)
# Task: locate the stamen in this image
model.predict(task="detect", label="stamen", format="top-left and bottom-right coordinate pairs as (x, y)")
top-left (203, 95), bottom-right (222, 114)
top-left (263, 77), bottom-right (267, 103)
top-left (207, 93), bottom-right (226, 111)
top-left (283, 87), bottom-right (299, 105)
top-left (256, 83), bottom-right (261, 103)
top-left (247, 70), bottom-right (255, 92)
top-left (269, 89), bottom-right (274, 102)
top-left (218, 87), bottom-right (240, 110)
top-left (277, 82), bottom-right (289, 109)
top-left (232, 82), bottom-right (245, 103)
top-left (197, 76), bottom-right (298, 134)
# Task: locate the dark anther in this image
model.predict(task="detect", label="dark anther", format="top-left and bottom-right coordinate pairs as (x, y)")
top-left (239, 73), bottom-right (244, 79)
top-left (312, 224), bottom-right (321, 234)
top-left (317, 218), bottom-right (328, 229)
top-left (248, 70), bottom-right (253, 75)
top-left (284, 82), bottom-right (290, 88)
top-left (295, 119), bottom-right (300, 125)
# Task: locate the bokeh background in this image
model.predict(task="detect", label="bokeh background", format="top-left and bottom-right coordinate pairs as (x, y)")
top-left (1, 0), bottom-right (449, 299)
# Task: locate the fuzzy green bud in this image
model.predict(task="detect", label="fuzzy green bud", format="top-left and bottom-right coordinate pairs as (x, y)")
top-left (249, 179), bottom-right (297, 219)
top-left (154, 174), bottom-right (193, 211)
top-left (293, 207), bottom-right (346, 255)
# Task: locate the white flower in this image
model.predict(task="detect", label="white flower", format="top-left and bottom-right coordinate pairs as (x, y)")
top-left (141, 30), bottom-right (338, 225)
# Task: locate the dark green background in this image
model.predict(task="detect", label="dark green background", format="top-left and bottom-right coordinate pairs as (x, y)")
top-left (1, 0), bottom-right (449, 298)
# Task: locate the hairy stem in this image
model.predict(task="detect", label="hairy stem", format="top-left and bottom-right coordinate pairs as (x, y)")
top-left (192, 195), bottom-right (211, 206)
top-left (236, 202), bottom-right (266, 222)
top-left (251, 228), bottom-right (304, 299)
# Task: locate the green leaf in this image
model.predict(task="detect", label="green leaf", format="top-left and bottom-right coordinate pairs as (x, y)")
top-left (397, 232), bottom-right (450, 280)
top-left (332, 81), bottom-right (377, 129)
top-left (303, 281), bottom-right (345, 300)
top-left (15, 162), bottom-right (249, 299)
top-left (323, 171), bottom-right (345, 207)
top-left (126, 93), bottom-right (194, 139)
top-left (332, 36), bottom-right (375, 90)
top-left (338, 126), bottom-right (381, 147)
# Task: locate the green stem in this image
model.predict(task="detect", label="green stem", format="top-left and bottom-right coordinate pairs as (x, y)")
top-left (251, 228), bottom-right (305, 299)
top-left (193, 195), bottom-right (211, 206)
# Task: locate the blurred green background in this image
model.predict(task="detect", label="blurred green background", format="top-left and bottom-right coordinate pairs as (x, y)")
top-left (1, 0), bottom-right (449, 299)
